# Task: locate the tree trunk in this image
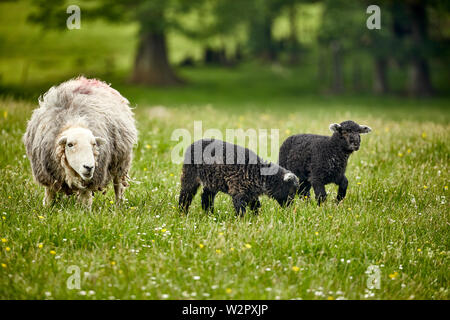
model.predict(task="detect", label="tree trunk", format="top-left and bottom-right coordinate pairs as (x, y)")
top-left (407, 2), bottom-right (433, 96)
top-left (130, 32), bottom-right (182, 86)
top-left (352, 58), bottom-right (363, 93)
top-left (249, 14), bottom-right (276, 62)
top-left (288, 4), bottom-right (299, 65)
top-left (373, 57), bottom-right (389, 94)
top-left (409, 58), bottom-right (433, 96)
top-left (330, 41), bottom-right (344, 94)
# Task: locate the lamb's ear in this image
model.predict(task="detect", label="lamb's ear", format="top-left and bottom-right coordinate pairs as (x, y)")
top-left (283, 172), bottom-right (296, 182)
top-left (359, 125), bottom-right (372, 134)
top-left (57, 136), bottom-right (67, 146)
top-left (329, 123), bottom-right (341, 133)
top-left (95, 137), bottom-right (107, 146)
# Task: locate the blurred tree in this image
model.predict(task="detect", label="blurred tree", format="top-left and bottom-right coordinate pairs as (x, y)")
top-left (247, 0), bottom-right (281, 61)
top-left (29, 0), bottom-right (205, 86)
top-left (403, 0), bottom-right (434, 96)
top-left (318, 0), bottom-right (365, 94)
top-left (360, 1), bottom-right (396, 94)
top-left (384, 0), bottom-right (450, 96)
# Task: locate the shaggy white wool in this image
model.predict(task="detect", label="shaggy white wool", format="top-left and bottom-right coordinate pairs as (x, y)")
top-left (23, 76), bottom-right (138, 207)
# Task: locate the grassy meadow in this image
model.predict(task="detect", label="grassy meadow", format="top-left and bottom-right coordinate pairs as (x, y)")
top-left (0, 69), bottom-right (449, 299)
top-left (0, 0), bottom-right (449, 301)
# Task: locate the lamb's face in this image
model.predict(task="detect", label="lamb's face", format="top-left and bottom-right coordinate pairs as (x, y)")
top-left (284, 172), bottom-right (300, 198)
top-left (330, 121), bottom-right (371, 152)
top-left (273, 172), bottom-right (300, 206)
top-left (57, 127), bottom-right (106, 181)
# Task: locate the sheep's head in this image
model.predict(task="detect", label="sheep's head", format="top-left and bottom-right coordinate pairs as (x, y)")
top-left (272, 171), bottom-right (300, 206)
top-left (329, 120), bottom-right (371, 152)
top-left (57, 127), bottom-right (106, 183)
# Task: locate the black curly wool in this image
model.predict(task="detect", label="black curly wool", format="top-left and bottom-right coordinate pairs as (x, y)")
top-left (178, 139), bottom-right (299, 215)
top-left (279, 120), bottom-right (371, 205)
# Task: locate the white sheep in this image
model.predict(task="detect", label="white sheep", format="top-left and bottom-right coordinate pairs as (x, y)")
top-left (23, 77), bottom-right (138, 208)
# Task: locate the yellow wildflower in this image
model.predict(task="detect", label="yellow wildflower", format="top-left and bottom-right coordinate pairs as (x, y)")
top-left (389, 272), bottom-right (399, 280)
top-left (292, 266), bottom-right (300, 272)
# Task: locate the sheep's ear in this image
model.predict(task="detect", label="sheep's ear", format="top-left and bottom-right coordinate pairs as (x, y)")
top-left (359, 125), bottom-right (372, 134)
top-left (329, 123), bottom-right (341, 133)
top-left (283, 172), bottom-right (296, 182)
top-left (57, 136), bottom-right (67, 146)
top-left (95, 137), bottom-right (107, 146)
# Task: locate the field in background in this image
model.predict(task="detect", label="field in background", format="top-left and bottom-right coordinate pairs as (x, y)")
top-left (0, 82), bottom-right (449, 298)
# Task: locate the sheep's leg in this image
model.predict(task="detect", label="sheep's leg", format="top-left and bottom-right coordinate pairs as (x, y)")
top-left (113, 177), bottom-right (125, 204)
top-left (178, 167), bottom-right (200, 213)
top-left (298, 181), bottom-right (311, 199)
top-left (78, 190), bottom-right (93, 209)
top-left (232, 194), bottom-right (248, 217)
top-left (336, 176), bottom-right (348, 202)
top-left (312, 182), bottom-right (327, 205)
top-left (179, 185), bottom-right (199, 213)
top-left (249, 198), bottom-right (261, 214)
top-left (43, 188), bottom-right (56, 206)
top-left (201, 188), bottom-right (217, 213)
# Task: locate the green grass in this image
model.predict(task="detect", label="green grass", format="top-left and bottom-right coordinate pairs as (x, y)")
top-left (0, 72), bottom-right (449, 299)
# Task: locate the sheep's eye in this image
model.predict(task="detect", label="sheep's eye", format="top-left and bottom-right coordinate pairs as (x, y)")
top-left (67, 143), bottom-right (73, 148)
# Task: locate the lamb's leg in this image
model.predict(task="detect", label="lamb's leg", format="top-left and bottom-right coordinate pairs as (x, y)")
top-left (298, 180), bottom-right (311, 199)
top-left (201, 188), bottom-right (217, 213)
top-left (232, 194), bottom-right (248, 216)
top-left (312, 181), bottom-right (327, 205)
top-left (78, 190), bottom-right (93, 209)
top-left (178, 166), bottom-right (200, 213)
top-left (336, 176), bottom-right (348, 202)
top-left (43, 188), bottom-right (55, 206)
top-left (249, 198), bottom-right (261, 214)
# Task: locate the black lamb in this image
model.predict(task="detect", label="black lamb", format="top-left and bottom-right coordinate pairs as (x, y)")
top-left (278, 120), bottom-right (371, 205)
top-left (178, 139), bottom-right (300, 215)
